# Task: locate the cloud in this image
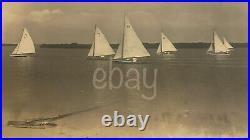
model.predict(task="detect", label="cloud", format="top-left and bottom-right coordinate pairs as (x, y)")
top-left (3, 12), bottom-right (19, 24)
top-left (29, 9), bottom-right (63, 23)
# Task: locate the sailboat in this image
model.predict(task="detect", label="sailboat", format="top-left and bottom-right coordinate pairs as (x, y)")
top-left (10, 28), bottom-right (36, 57)
top-left (223, 37), bottom-right (234, 50)
top-left (207, 32), bottom-right (230, 55)
top-left (113, 16), bottom-right (150, 63)
top-left (157, 32), bottom-right (177, 55)
top-left (88, 25), bottom-right (115, 59)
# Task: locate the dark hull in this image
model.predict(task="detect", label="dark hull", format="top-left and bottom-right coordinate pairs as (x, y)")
top-left (157, 51), bottom-right (176, 55)
top-left (207, 52), bottom-right (230, 56)
top-left (86, 56), bottom-right (113, 61)
top-left (112, 58), bottom-right (149, 64)
top-left (10, 53), bottom-right (36, 57)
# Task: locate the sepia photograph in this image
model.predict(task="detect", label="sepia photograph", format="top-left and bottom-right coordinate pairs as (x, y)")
top-left (2, 2), bottom-right (248, 138)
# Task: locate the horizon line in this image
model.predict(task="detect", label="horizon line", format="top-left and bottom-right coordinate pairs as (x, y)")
top-left (2, 42), bottom-right (248, 45)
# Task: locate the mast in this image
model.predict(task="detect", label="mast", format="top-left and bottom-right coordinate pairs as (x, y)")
top-left (161, 41), bottom-right (162, 53)
top-left (121, 13), bottom-right (126, 59)
top-left (212, 31), bottom-right (215, 53)
top-left (93, 24), bottom-right (97, 56)
top-left (161, 41), bottom-right (163, 53)
top-left (213, 31), bottom-right (215, 46)
top-left (161, 31), bottom-right (163, 53)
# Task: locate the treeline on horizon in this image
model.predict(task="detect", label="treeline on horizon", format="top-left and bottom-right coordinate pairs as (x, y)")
top-left (3, 42), bottom-right (248, 48)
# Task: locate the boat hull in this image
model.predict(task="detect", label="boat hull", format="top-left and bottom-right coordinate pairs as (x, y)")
top-left (112, 58), bottom-right (149, 64)
top-left (87, 56), bottom-right (113, 61)
top-left (207, 52), bottom-right (230, 56)
top-left (9, 54), bottom-right (27, 57)
top-left (10, 53), bottom-right (36, 57)
top-left (157, 51), bottom-right (176, 56)
top-left (163, 52), bottom-right (176, 56)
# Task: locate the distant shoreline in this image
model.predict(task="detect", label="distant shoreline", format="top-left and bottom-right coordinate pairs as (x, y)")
top-left (2, 43), bottom-right (248, 49)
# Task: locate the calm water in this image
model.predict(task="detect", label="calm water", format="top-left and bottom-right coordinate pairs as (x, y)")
top-left (2, 45), bottom-right (248, 137)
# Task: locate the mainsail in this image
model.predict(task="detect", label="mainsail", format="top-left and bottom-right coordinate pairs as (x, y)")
top-left (214, 32), bottom-right (229, 53)
top-left (12, 28), bottom-right (36, 55)
top-left (207, 32), bottom-right (229, 53)
top-left (223, 38), bottom-right (234, 49)
top-left (88, 26), bottom-right (115, 56)
top-left (157, 32), bottom-right (177, 53)
top-left (114, 16), bottom-right (150, 59)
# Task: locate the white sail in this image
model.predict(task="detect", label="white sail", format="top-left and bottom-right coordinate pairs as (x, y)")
top-left (223, 38), bottom-right (234, 49)
top-left (12, 43), bottom-right (20, 54)
top-left (157, 32), bottom-right (177, 54)
top-left (213, 32), bottom-right (228, 53)
top-left (114, 16), bottom-right (150, 59)
top-left (156, 43), bottom-right (162, 54)
top-left (114, 43), bottom-right (123, 59)
top-left (12, 28), bottom-right (35, 55)
top-left (207, 43), bottom-right (214, 52)
top-left (88, 26), bottom-right (115, 57)
top-left (88, 42), bottom-right (95, 56)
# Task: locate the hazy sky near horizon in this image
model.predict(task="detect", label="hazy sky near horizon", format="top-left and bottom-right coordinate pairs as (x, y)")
top-left (2, 2), bottom-right (248, 44)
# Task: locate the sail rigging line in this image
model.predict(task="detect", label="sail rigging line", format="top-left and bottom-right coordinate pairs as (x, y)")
top-left (213, 32), bottom-right (215, 51)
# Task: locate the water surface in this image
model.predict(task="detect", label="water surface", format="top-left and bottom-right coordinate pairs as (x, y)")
top-left (2, 45), bottom-right (248, 137)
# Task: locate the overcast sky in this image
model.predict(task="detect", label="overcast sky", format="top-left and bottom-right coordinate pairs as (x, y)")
top-left (2, 2), bottom-right (248, 44)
